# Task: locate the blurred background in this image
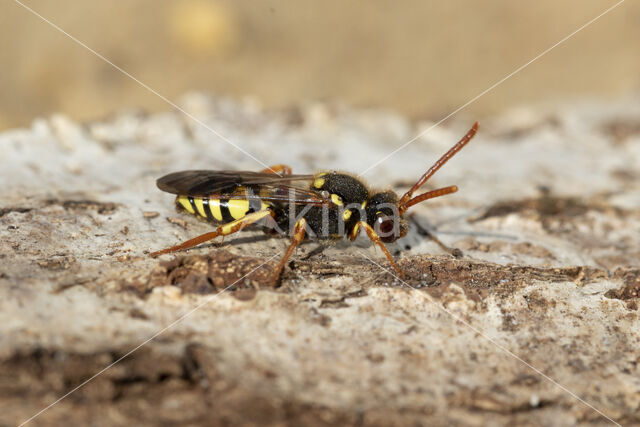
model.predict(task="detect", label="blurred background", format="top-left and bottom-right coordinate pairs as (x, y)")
top-left (0, 0), bottom-right (637, 130)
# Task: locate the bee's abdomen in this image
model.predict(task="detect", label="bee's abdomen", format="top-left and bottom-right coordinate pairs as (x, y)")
top-left (176, 195), bottom-right (269, 222)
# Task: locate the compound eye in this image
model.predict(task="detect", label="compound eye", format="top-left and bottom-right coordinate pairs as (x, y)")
top-left (375, 215), bottom-right (396, 242)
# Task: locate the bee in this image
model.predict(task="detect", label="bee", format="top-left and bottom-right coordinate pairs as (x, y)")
top-left (151, 122), bottom-right (478, 282)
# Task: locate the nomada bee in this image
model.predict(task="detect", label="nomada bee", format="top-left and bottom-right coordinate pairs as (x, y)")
top-left (151, 122), bottom-right (478, 282)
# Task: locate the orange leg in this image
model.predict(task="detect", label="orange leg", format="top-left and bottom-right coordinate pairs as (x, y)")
top-left (272, 218), bottom-right (307, 281)
top-left (349, 221), bottom-right (403, 276)
top-left (150, 210), bottom-right (274, 257)
top-left (260, 164), bottom-right (292, 175)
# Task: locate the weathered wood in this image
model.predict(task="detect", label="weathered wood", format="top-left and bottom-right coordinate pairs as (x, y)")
top-left (1, 95), bottom-right (639, 425)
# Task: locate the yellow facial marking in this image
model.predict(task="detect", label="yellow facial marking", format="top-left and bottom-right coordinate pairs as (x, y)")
top-left (313, 178), bottom-right (325, 189)
top-left (228, 199), bottom-right (250, 219)
top-left (194, 198), bottom-right (207, 217)
top-left (209, 199), bottom-right (223, 221)
top-left (331, 194), bottom-right (343, 206)
top-left (342, 209), bottom-right (352, 221)
top-left (177, 196), bottom-right (195, 214)
top-left (361, 201), bottom-right (367, 209)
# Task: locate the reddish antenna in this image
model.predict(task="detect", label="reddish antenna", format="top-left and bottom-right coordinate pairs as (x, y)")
top-left (398, 122), bottom-right (478, 214)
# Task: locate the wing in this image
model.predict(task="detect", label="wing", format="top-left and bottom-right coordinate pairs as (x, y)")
top-left (156, 170), bottom-right (330, 206)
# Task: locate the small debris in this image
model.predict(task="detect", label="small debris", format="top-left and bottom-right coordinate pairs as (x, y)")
top-left (167, 217), bottom-right (188, 229)
top-left (143, 211), bottom-right (160, 219)
top-left (232, 287), bottom-right (258, 301)
top-left (319, 298), bottom-right (349, 309)
top-left (129, 308), bottom-right (149, 320)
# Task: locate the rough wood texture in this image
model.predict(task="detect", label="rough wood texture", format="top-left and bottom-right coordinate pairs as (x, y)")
top-left (1, 94), bottom-right (639, 426)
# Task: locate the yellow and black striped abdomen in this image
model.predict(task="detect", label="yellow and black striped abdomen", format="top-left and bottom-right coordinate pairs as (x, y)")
top-left (176, 195), bottom-right (270, 223)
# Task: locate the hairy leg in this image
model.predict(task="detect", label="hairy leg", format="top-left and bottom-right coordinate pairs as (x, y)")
top-left (272, 218), bottom-right (307, 282)
top-left (150, 210), bottom-right (274, 257)
top-left (349, 221), bottom-right (403, 276)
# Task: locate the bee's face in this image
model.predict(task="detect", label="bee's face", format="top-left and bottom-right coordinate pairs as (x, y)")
top-left (366, 191), bottom-right (408, 243)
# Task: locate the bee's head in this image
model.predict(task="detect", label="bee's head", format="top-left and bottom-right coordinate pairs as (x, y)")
top-left (365, 191), bottom-right (408, 243)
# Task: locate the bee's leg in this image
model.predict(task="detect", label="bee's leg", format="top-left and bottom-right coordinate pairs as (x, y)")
top-left (350, 221), bottom-right (404, 276)
top-left (260, 164), bottom-right (292, 175)
top-left (272, 218), bottom-right (307, 281)
top-left (150, 210), bottom-right (274, 257)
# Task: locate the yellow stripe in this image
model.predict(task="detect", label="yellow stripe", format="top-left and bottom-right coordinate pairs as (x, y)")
top-left (209, 199), bottom-right (223, 221)
top-left (204, 199), bottom-right (269, 221)
top-left (228, 199), bottom-right (250, 219)
top-left (177, 196), bottom-right (195, 214)
top-left (193, 198), bottom-right (206, 217)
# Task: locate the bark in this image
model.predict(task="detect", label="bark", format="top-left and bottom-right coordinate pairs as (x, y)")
top-left (1, 95), bottom-right (639, 426)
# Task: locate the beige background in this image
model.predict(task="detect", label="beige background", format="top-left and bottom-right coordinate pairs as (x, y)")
top-left (0, 0), bottom-right (638, 130)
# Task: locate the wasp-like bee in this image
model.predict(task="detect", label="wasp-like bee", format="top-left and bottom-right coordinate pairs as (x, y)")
top-left (151, 122), bottom-right (478, 281)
